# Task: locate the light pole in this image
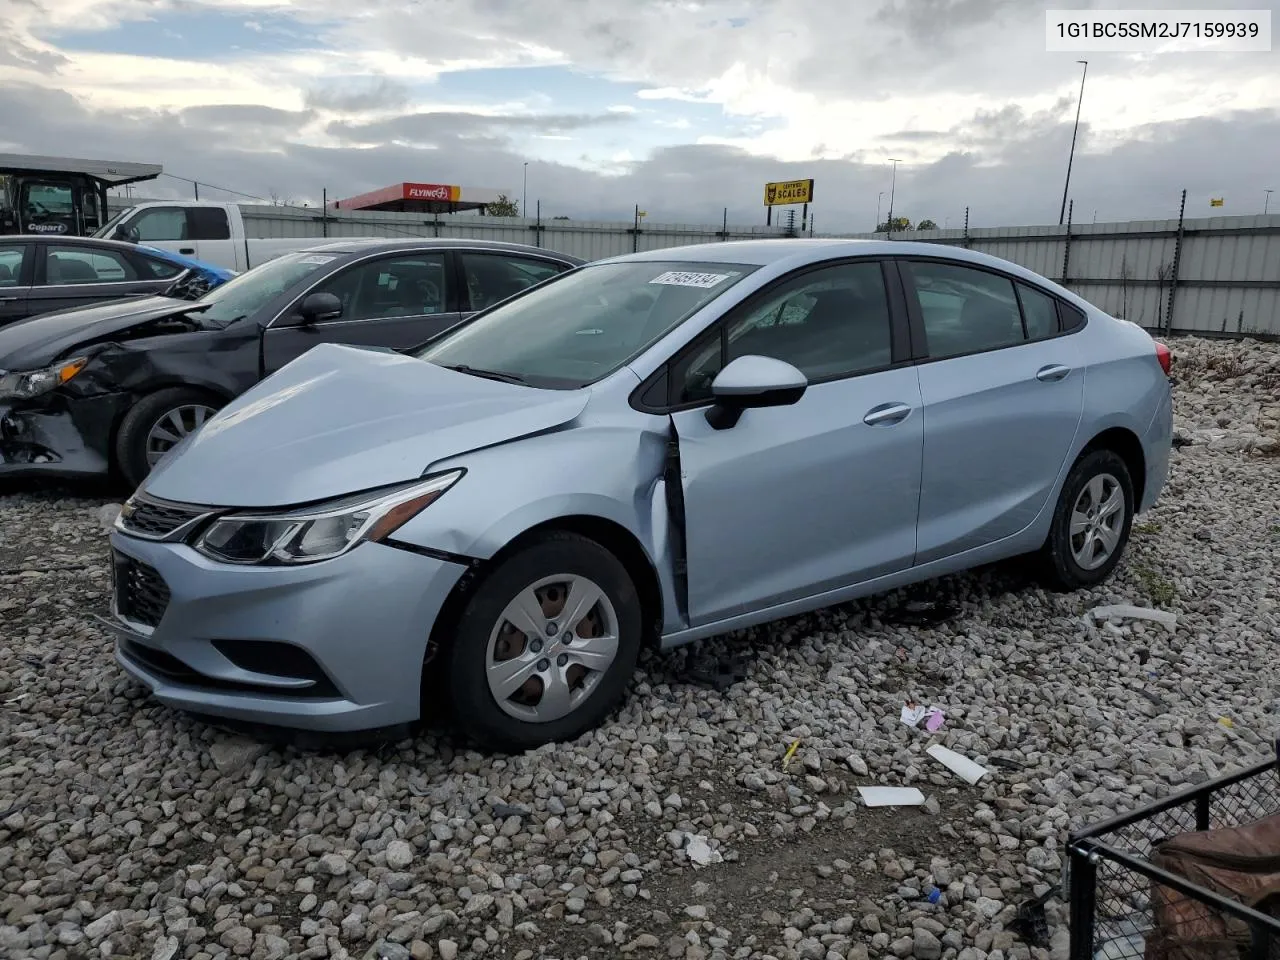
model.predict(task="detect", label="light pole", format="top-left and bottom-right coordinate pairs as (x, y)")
top-left (1059, 59), bottom-right (1088, 225)
top-left (876, 191), bottom-right (885, 230)
top-left (522, 162), bottom-right (528, 219)
top-left (886, 159), bottom-right (901, 232)
top-left (1266, 189), bottom-right (1274, 215)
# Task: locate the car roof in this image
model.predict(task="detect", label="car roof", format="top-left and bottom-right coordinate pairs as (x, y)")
top-left (593, 237), bottom-right (1061, 284)
top-left (9, 234), bottom-right (157, 254)
top-left (296, 237), bottom-right (585, 263)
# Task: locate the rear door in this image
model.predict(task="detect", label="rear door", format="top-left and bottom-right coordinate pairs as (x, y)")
top-left (28, 242), bottom-right (174, 316)
top-left (901, 258), bottom-right (1086, 565)
top-left (261, 250), bottom-right (462, 373)
top-left (0, 241), bottom-right (32, 324)
top-left (186, 207), bottom-right (236, 269)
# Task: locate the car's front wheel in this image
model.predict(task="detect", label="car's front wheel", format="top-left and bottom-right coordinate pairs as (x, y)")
top-left (443, 532), bottom-right (643, 751)
top-left (115, 387), bottom-right (223, 488)
top-left (1040, 448), bottom-right (1135, 590)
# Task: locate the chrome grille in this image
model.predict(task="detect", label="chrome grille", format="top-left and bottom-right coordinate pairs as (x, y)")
top-left (119, 495), bottom-right (211, 539)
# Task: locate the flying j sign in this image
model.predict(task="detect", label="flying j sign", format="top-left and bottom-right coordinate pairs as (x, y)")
top-left (764, 179), bottom-right (814, 206)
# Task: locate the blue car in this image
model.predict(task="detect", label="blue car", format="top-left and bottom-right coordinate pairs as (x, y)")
top-left (105, 239), bottom-right (1173, 750)
top-left (137, 243), bottom-right (235, 299)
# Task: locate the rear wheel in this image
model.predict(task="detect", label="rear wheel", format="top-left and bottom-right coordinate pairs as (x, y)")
top-left (115, 387), bottom-right (222, 488)
top-left (443, 532), bottom-right (642, 751)
top-left (1039, 449), bottom-right (1134, 590)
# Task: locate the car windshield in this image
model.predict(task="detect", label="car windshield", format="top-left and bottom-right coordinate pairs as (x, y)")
top-left (194, 252), bottom-right (338, 326)
top-left (418, 260), bottom-right (757, 388)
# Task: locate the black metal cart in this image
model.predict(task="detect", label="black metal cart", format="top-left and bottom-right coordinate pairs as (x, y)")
top-left (1067, 753), bottom-right (1280, 960)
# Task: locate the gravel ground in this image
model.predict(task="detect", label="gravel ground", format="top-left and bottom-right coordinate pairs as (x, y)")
top-left (1, 335), bottom-right (1278, 960)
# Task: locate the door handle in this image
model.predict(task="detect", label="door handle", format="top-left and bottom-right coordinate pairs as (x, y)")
top-left (179, 247), bottom-right (195, 255)
top-left (1036, 364), bottom-right (1072, 382)
top-left (863, 402), bottom-right (912, 426)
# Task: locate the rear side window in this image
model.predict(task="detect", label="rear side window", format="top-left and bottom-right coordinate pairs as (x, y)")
top-left (136, 254), bottom-right (185, 280)
top-left (906, 261), bottom-right (1023, 358)
top-left (189, 207), bottom-right (231, 241)
top-left (1059, 301), bottom-right (1087, 332)
top-left (1015, 282), bottom-right (1060, 339)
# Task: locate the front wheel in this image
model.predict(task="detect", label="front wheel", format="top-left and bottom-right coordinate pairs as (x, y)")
top-left (115, 388), bottom-right (222, 488)
top-left (1039, 449), bottom-right (1135, 591)
top-left (443, 532), bottom-right (643, 751)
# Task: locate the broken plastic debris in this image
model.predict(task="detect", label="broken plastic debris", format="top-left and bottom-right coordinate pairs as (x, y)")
top-left (1088, 603), bottom-right (1177, 633)
top-left (858, 786), bottom-right (926, 807)
top-left (886, 598), bottom-right (961, 627)
top-left (926, 744), bottom-right (989, 785)
top-left (901, 702), bottom-right (945, 731)
top-left (681, 832), bottom-right (723, 867)
top-left (781, 738), bottom-right (801, 771)
top-left (1218, 716), bottom-right (1235, 729)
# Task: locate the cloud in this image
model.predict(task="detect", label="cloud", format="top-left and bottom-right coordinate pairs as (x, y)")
top-left (327, 109), bottom-right (634, 145)
top-left (0, 0), bottom-right (1277, 229)
top-left (303, 77), bottom-right (412, 113)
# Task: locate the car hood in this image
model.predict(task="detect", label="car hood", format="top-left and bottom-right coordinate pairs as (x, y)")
top-left (0, 296), bottom-right (209, 370)
top-left (143, 342), bottom-right (591, 508)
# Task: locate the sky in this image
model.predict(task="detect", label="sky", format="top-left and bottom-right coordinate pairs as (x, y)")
top-left (1, 0), bottom-right (1277, 229)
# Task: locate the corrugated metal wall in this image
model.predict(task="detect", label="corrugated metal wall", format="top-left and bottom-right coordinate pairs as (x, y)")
top-left (108, 199), bottom-right (1280, 336)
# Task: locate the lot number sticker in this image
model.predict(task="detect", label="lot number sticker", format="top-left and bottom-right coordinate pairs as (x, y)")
top-left (649, 271), bottom-right (730, 288)
top-left (297, 255), bottom-right (337, 265)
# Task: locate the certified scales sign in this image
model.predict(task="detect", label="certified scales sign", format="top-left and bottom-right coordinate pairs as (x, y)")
top-left (764, 179), bottom-right (814, 206)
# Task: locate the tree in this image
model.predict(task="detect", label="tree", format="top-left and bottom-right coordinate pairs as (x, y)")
top-left (486, 194), bottom-right (520, 217)
top-left (552, 215), bottom-right (571, 220)
top-left (916, 219), bottom-right (939, 230)
top-left (876, 216), bottom-right (912, 232)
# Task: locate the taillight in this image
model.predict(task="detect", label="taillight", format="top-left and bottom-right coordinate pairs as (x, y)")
top-left (1154, 341), bottom-right (1172, 375)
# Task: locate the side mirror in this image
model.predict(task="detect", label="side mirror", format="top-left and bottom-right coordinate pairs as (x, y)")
top-left (114, 226), bottom-right (138, 243)
top-left (298, 292), bottom-right (342, 325)
top-left (705, 355), bottom-right (807, 430)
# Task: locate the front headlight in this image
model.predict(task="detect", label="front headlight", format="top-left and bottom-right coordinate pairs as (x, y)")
top-left (0, 357), bottom-right (89, 400)
top-left (193, 470), bottom-right (463, 565)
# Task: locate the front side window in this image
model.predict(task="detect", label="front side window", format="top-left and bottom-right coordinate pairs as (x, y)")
top-left (0, 244), bottom-right (27, 287)
top-left (44, 246), bottom-right (137, 284)
top-left (671, 261), bottom-right (895, 405)
top-left (419, 260), bottom-right (756, 389)
top-left (461, 252), bottom-right (566, 311)
top-left (196, 251), bottom-right (338, 325)
top-left (306, 254), bottom-right (450, 323)
top-left (906, 261), bottom-right (1024, 358)
top-left (131, 207), bottom-right (188, 242)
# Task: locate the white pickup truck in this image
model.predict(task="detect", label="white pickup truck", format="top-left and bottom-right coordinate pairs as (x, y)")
top-left (94, 200), bottom-right (322, 273)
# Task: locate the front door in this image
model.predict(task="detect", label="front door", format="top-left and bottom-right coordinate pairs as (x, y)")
top-left (901, 259), bottom-right (1086, 564)
top-left (261, 251), bottom-right (462, 374)
top-left (667, 259), bottom-right (924, 626)
top-left (18, 180), bottom-right (81, 237)
top-left (0, 242), bottom-right (31, 325)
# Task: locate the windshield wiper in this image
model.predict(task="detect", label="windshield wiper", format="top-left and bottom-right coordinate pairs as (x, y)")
top-left (440, 363), bottom-right (528, 385)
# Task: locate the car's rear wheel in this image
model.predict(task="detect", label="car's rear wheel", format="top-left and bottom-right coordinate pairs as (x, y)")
top-left (443, 532), bottom-right (642, 751)
top-left (115, 387), bottom-right (223, 488)
top-left (1040, 448), bottom-right (1134, 590)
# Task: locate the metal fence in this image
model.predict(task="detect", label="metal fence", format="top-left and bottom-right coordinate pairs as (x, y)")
top-left (109, 197), bottom-right (1280, 337)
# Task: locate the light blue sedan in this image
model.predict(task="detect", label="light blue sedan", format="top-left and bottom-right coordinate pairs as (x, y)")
top-left (102, 239), bottom-right (1174, 750)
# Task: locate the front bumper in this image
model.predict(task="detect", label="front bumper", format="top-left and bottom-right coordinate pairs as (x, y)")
top-left (0, 392), bottom-right (128, 478)
top-left (102, 530), bottom-right (469, 732)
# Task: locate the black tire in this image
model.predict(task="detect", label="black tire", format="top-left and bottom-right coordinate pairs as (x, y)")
top-left (443, 532), bottom-right (643, 752)
top-left (115, 387), bottom-right (224, 488)
top-left (1039, 448), bottom-right (1135, 591)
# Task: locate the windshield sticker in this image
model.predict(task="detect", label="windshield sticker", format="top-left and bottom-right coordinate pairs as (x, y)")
top-left (649, 271), bottom-right (731, 288)
top-left (297, 255), bottom-right (337, 265)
